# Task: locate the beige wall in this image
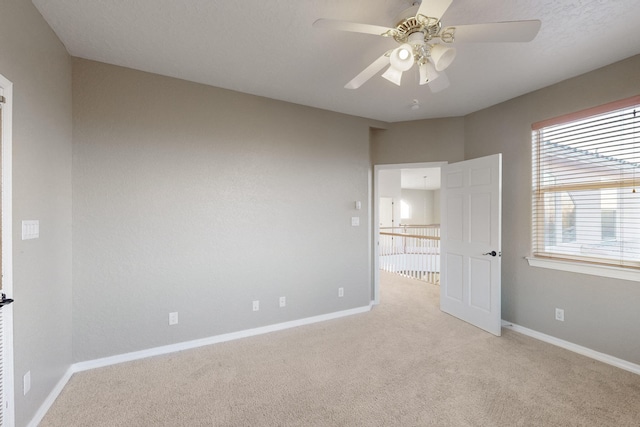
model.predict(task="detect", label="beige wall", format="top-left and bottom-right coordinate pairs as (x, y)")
top-left (0, 0), bottom-right (73, 425)
top-left (433, 189), bottom-right (441, 224)
top-left (72, 59), bottom-right (374, 361)
top-left (371, 117), bottom-right (465, 165)
top-left (400, 189), bottom-right (436, 225)
top-left (464, 55), bottom-right (640, 364)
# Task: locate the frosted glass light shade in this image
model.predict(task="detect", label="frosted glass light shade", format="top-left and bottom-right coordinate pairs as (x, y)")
top-left (389, 44), bottom-right (415, 72)
top-left (381, 65), bottom-right (402, 86)
top-left (430, 44), bottom-right (456, 71)
top-left (419, 61), bottom-right (439, 85)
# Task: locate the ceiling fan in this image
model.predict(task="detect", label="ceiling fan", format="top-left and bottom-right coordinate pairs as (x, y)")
top-left (313, 0), bottom-right (541, 91)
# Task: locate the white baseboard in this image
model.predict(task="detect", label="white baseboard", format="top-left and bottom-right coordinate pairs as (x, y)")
top-left (26, 366), bottom-right (74, 427)
top-left (502, 320), bottom-right (640, 376)
top-left (42, 308), bottom-right (638, 427)
top-left (28, 304), bottom-right (372, 426)
top-left (74, 304), bottom-right (372, 373)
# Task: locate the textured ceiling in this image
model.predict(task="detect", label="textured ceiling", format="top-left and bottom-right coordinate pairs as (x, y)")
top-left (33, 0), bottom-right (640, 123)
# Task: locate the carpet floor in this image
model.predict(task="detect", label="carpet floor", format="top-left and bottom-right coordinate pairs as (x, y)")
top-left (41, 271), bottom-right (640, 426)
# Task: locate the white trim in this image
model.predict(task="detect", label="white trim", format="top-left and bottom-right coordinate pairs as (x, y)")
top-left (25, 368), bottom-right (73, 427)
top-left (74, 304), bottom-right (372, 372)
top-left (526, 257), bottom-right (640, 282)
top-left (0, 73), bottom-right (15, 427)
top-left (372, 162), bottom-right (447, 304)
top-left (502, 320), bottom-right (640, 376)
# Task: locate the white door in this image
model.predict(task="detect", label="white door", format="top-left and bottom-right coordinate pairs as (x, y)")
top-left (440, 154), bottom-right (502, 336)
top-left (379, 197), bottom-right (394, 228)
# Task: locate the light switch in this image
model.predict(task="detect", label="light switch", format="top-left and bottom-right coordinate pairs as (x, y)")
top-left (355, 201), bottom-right (361, 210)
top-left (22, 220), bottom-right (39, 240)
top-left (351, 217), bottom-right (360, 226)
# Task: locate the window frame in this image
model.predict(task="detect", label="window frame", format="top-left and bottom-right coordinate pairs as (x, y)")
top-left (528, 95), bottom-right (640, 282)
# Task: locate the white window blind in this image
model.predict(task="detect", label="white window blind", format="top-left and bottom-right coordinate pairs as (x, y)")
top-left (532, 95), bottom-right (640, 269)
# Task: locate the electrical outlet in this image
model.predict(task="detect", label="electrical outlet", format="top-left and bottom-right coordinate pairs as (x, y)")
top-left (24, 371), bottom-right (31, 396)
top-left (169, 312), bottom-right (178, 325)
top-left (338, 287), bottom-right (344, 297)
top-left (555, 308), bottom-right (565, 322)
top-left (253, 300), bottom-right (260, 311)
top-left (279, 296), bottom-right (286, 308)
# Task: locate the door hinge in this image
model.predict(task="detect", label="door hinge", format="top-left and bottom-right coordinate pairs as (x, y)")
top-left (0, 95), bottom-right (6, 104)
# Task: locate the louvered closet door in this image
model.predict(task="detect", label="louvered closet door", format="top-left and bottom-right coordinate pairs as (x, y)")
top-left (0, 86), bottom-right (4, 427)
top-left (0, 87), bottom-right (4, 426)
top-left (0, 309), bottom-right (4, 426)
top-left (0, 74), bottom-right (16, 427)
top-left (0, 82), bottom-right (7, 427)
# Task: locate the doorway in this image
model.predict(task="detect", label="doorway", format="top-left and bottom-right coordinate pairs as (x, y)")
top-left (373, 162), bottom-right (446, 304)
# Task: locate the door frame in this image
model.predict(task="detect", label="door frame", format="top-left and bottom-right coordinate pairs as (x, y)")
top-left (0, 73), bottom-right (15, 426)
top-left (372, 162), bottom-right (447, 305)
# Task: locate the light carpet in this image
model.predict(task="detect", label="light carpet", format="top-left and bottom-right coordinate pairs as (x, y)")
top-left (41, 271), bottom-right (640, 426)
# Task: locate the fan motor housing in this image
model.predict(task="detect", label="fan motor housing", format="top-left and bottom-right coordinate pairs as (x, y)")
top-left (390, 5), bottom-right (441, 43)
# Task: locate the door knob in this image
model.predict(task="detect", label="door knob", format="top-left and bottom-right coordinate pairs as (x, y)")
top-left (483, 251), bottom-right (497, 257)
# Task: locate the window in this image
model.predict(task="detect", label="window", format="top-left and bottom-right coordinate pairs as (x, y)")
top-left (400, 200), bottom-right (411, 219)
top-left (531, 95), bottom-right (640, 270)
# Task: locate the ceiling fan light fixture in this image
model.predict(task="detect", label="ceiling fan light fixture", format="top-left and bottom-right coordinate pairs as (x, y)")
top-left (389, 43), bottom-right (415, 72)
top-left (419, 61), bottom-right (439, 85)
top-left (429, 44), bottom-right (456, 71)
top-left (315, 2), bottom-right (541, 94)
top-left (381, 65), bottom-right (403, 86)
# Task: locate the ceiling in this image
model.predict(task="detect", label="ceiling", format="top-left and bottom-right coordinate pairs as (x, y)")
top-left (33, 0), bottom-right (640, 123)
top-left (401, 168), bottom-right (441, 190)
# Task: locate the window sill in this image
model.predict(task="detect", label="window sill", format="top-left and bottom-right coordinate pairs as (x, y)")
top-left (526, 257), bottom-right (640, 282)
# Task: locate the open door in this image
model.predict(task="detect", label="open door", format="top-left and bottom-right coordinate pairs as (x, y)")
top-left (440, 154), bottom-right (502, 336)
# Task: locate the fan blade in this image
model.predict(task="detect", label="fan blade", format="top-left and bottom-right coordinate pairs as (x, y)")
top-left (417, 0), bottom-right (453, 21)
top-left (429, 71), bottom-right (449, 93)
top-left (313, 18), bottom-right (394, 36)
top-left (345, 52), bottom-right (392, 89)
top-left (443, 20), bottom-right (541, 43)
